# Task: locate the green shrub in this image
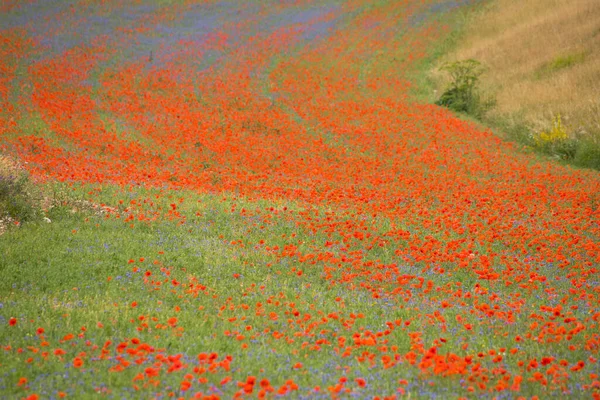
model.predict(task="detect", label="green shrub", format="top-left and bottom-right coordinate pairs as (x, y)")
top-left (435, 59), bottom-right (495, 118)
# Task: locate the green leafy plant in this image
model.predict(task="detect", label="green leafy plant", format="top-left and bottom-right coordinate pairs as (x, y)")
top-left (435, 59), bottom-right (494, 118)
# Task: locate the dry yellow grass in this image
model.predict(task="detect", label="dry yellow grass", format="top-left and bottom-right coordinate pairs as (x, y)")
top-left (435, 0), bottom-right (600, 141)
top-left (0, 153), bottom-right (24, 175)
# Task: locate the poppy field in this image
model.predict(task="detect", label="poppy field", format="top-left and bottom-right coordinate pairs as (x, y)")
top-left (1, 0), bottom-right (599, 399)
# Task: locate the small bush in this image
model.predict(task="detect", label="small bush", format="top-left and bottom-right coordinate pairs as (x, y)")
top-left (0, 155), bottom-right (42, 227)
top-left (435, 59), bottom-right (495, 118)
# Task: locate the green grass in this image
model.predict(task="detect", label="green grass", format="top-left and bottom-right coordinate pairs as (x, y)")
top-left (1, 189), bottom-right (407, 397)
top-left (534, 52), bottom-right (587, 79)
top-left (1, 182), bottom-right (594, 397)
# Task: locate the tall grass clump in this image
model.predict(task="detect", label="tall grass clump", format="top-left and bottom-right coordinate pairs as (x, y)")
top-left (0, 154), bottom-right (42, 230)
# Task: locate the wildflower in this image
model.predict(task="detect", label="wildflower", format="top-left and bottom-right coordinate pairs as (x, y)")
top-left (571, 361), bottom-right (585, 372)
top-left (73, 357), bottom-right (83, 368)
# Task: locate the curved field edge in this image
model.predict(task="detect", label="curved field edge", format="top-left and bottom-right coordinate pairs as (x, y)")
top-left (1, 0), bottom-right (599, 399)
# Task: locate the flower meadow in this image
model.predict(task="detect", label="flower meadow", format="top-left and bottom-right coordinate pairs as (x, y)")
top-left (1, 0), bottom-right (599, 399)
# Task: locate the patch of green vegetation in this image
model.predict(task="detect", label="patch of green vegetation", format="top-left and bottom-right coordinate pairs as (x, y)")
top-left (435, 59), bottom-right (495, 119)
top-left (534, 52), bottom-right (587, 79)
top-left (572, 138), bottom-right (600, 170)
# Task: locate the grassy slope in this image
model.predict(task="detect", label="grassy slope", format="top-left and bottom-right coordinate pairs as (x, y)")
top-left (425, 0), bottom-right (600, 169)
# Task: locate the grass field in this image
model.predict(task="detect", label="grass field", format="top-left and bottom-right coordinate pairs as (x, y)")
top-left (1, 0), bottom-right (600, 399)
